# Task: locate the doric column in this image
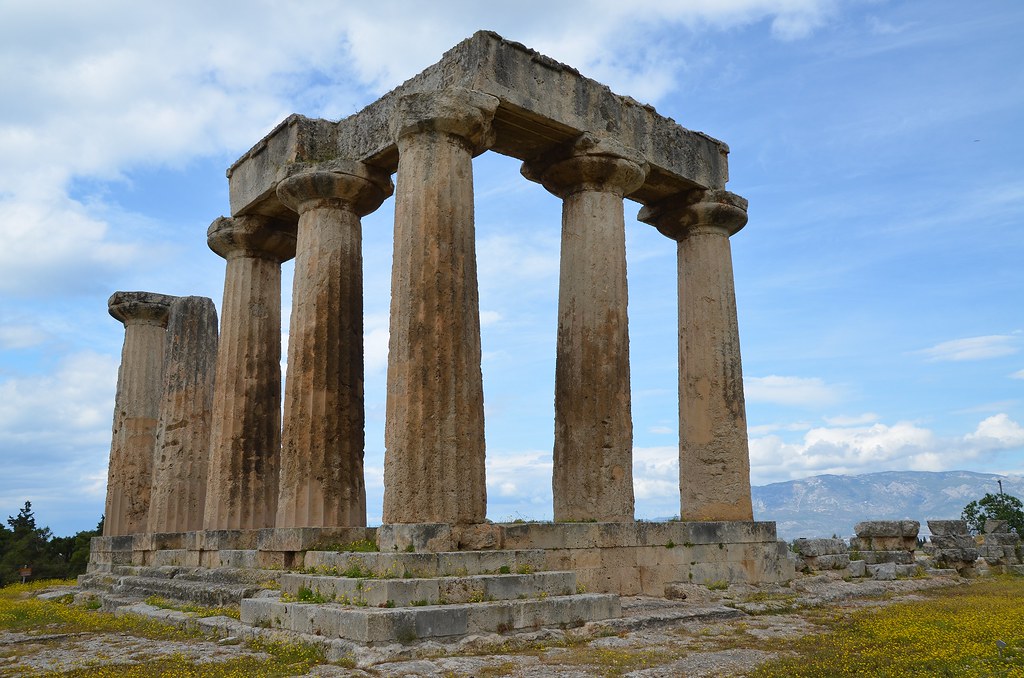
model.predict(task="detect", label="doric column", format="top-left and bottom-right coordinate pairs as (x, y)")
top-left (522, 135), bottom-right (648, 522)
top-left (638, 189), bottom-right (753, 521)
top-left (275, 163), bottom-right (392, 528)
top-left (104, 291), bottom-right (175, 536)
top-left (148, 296), bottom-right (218, 534)
top-left (382, 89), bottom-right (499, 525)
top-left (203, 215), bottom-right (295, 530)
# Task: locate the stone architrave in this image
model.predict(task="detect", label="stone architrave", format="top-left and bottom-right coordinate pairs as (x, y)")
top-left (203, 215), bottom-right (296, 530)
top-left (147, 296), bottom-right (218, 534)
top-left (522, 135), bottom-right (647, 522)
top-left (382, 89), bottom-right (499, 525)
top-left (639, 189), bottom-right (754, 521)
top-left (104, 291), bottom-right (175, 536)
top-left (275, 164), bottom-right (393, 528)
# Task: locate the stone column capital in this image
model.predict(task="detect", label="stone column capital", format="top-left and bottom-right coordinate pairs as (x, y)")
top-left (276, 162), bottom-right (393, 218)
top-left (207, 215), bottom-right (297, 263)
top-left (638, 188), bottom-right (748, 241)
top-left (390, 88), bottom-right (499, 154)
top-left (107, 291), bottom-right (175, 327)
top-left (521, 134), bottom-right (648, 199)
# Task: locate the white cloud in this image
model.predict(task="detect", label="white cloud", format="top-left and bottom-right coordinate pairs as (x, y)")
top-left (632, 446), bottom-right (686, 518)
top-left (966, 414), bottom-right (1024, 447)
top-left (649, 425), bottom-right (674, 435)
top-left (744, 375), bottom-right (842, 406)
top-left (823, 412), bottom-right (879, 426)
top-left (0, 323), bottom-right (48, 349)
top-left (1011, 369), bottom-right (1024, 380)
top-left (0, 351), bottom-right (118, 443)
top-left (750, 414), bottom-right (1024, 485)
top-left (480, 310), bottom-right (503, 327)
top-left (748, 421), bottom-right (813, 435)
top-left (918, 335), bottom-right (1019, 362)
top-left (364, 313), bottom-right (390, 376)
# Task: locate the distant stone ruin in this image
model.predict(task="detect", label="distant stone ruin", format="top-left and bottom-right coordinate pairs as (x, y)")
top-left (86, 31), bottom-right (791, 645)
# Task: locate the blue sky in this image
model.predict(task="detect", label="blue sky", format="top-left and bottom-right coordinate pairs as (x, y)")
top-left (1, 1), bottom-right (1021, 537)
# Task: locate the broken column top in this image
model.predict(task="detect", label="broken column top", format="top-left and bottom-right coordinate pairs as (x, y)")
top-left (227, 30), bottom-right (731, 222)
top-left (108, 291), bottom-right (176, 326)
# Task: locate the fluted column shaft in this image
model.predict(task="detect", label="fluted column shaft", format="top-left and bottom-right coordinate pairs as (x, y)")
top-left (148, 296), bottom-right (218, 533)
top-left (204, 216), bottom-right (295, 530)
top-left (639, 189), bottom-right (753, 521)
top-left (383, 89), bottom-right (499, 525)
top-left (104, 291), bottom-right (175, 536)
top-left (275, 164), bottom-right (392, 528)
top-left (523, 135), bottom-right (647, 522)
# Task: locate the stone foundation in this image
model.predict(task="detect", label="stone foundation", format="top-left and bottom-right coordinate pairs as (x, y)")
top-left (88, 521), bottom-right (793, 596)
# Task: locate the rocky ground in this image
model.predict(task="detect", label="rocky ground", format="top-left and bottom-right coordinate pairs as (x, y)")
top-left (1, 573), bottom-right (961, 676)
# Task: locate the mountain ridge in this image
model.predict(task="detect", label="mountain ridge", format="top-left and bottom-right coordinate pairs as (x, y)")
top-left (752, 470), bottom-right (1024, 541)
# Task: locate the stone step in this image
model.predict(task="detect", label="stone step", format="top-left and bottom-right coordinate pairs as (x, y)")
top-left (241, 593), bottom-right (620, 643)
top-left (79, 573), bottom-right (261, 607)
top-left (303, 549), bottom-right (546, 578)
top-left (280, 571), bottom-right (576, 607)
top-left (110, 565), bottom-right (283, 586)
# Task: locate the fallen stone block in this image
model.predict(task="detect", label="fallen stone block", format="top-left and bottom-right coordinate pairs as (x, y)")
top-left (984, 519), bottom-right (1008, 534)
top-left (792, 538), bottom-right (846, 557)
top-left (927, 520), bottom-right (969, 536)
top-left (855, 520), bottom-right (919, 538)
top-left (804, 554), bottom-right (850, 571)
top-left (867, 562), bottom-right (896, 580)
top-left (860, 550), bottom-right (914, 565)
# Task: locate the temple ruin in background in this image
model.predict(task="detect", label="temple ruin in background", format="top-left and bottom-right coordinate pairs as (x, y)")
top-left (88, 32), bottom-right (791, 645)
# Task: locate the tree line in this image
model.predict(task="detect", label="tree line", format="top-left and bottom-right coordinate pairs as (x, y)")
top-left (0, 501), bottom-right (101, 586)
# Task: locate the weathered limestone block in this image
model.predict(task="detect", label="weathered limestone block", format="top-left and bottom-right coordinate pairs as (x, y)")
top-left (792, 538), bottom-right (847, 557)
top-left (932, 548), bottom-right (978, 564)
top-left (867, 562), bottom-right (896, 580)
top-left (929, 535), bottom-right (977, 550)
top-left (638, 190), bottom-right (753, 521)
top-left (847, 560), bottom-right (867, 577)
top-left (926, 520), bottom-right (968, 536)
top-left (854, 520), bottom-right (920, 538)
top-left (522, 135), bottom-right (647, 522)
top-left (984, 519), bottom-right (1008, 533)
top-left (147, 296), bottom-right (218, 533)
top-left (104, 291), bottom-right (175, 536)
top-left (377, 524), bottom-right (454, 553)
top-left (860, 550), bottom-right (915, 565)
top-left (978, 527), bottom-right (1020, 567)
top-left (804, 553), bottom-right (850, 571)
top-left (275, 163), bottom-right (392, 528)
top-left (849, 535), bottom-right (917, 552)
top-left (383, 89), bottom-right (498, 525)
top-left (204, 215), bottom-right (296, 530)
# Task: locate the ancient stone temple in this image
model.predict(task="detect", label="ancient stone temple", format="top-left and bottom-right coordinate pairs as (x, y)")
top-left (88, 32), bottom-right (790, 646)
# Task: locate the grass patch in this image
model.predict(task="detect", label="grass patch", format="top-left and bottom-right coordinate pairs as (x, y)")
top-left (321, 538), bottom-right (378, 552)
top-left (0, 580), bottom-right (331, 677)
top-left (142, 595), bottom-right (241, 620)
top-left (747, 576), bottom-right (1024, 677)
top-left (0, 580), bottom-right (199, 640)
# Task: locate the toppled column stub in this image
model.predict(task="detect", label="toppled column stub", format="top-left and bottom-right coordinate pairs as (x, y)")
top-left (383, 89), bottom-right (498, 525)
top-left (104, 291), bottom-right (175, 536)
top-left (204, 215), bottom-right (296, 530)
top-left (276, 162), bottom-right (393, 528)
top-left (148, 296), bottom-right (218, 534)
top-left (522, 134), bottom-right (647, 522)
top-left (639, 189), bottom-right (753, 522)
